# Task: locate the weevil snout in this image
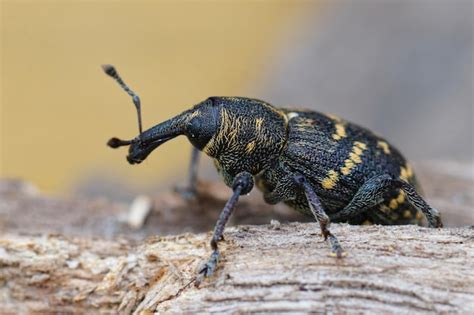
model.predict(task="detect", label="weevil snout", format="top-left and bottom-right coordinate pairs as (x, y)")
top-left (126, 131), bottom-right (179, 164)
top-left (103, 64), bottom-right (220, 165)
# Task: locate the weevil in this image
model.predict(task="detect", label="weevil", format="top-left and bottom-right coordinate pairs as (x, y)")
top-left (102, 65), bottom-right (443, 283)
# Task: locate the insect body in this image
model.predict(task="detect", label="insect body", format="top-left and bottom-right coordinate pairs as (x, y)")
top-left (102, 65), bottom-right (443, 284)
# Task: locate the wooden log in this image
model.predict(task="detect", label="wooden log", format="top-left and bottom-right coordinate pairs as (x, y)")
top-left (0, 160), bottom-right (472, 313)
top-left (0, 223), bottom-right (473, 314)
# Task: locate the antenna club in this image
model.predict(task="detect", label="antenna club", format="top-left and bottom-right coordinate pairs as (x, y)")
top-left (102, 64), bottom-right (117, 77)
top-left (107, 137), bottom-right (132, 148)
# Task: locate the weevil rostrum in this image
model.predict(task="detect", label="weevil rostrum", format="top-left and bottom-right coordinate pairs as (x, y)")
top-left (102, 65), bottom-right (443, 283)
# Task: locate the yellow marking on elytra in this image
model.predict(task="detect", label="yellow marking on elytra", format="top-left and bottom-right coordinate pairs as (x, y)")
top-left (321, 170), bottom-right (338, 190)
top-left (354, 141), bottom-right (367, 150)
top-left (388, 191), bottom-right (406, 210)
top-left (377, 140), bottom-right (391, 154)
top-left (400, 167), bottom-right (408, 181)
top-left (341, 159), bottom-right (354, 175)
top-left (400, 164), bottom-right (414, 182)
top-left (332, 123), bottom-right (347, 140)
top-left (353, 146), bottom-right (363, 155)
top-left (340, 141), bottom-right (367, 176)
top-left (349, 152), bottom-right (362, 164)
top-left (403, 210), bottom-right (412, 219)
top-left (406, 164), bottom-right (413, 177)
top-left (389, 198), bottom-right (399, 210)
top-left (362, 220), bottom-right (372, 225)
top-left (245, 141), bottom-right (256, 154)
top-left (396, 191), bottom-right (406, 204)
top-left (255, 118), bottom-right (264, 132)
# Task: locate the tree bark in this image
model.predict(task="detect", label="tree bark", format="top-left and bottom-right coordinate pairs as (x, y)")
top-left (0, 224), bottom-right (473, 314)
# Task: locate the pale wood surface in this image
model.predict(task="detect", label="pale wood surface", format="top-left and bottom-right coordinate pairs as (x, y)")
top-left (0, 224), bottom-right (473, 314)
top-left (0, 161), bottom-right (473, 314)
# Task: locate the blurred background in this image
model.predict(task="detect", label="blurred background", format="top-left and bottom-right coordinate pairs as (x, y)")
top-left (1, 1), bottom-right (473, 234)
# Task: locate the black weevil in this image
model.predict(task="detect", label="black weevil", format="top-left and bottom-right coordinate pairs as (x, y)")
top-left (102, 65), bottom-right (443, 284)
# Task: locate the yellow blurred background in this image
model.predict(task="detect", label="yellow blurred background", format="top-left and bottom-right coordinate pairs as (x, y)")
top-left (1, 0), bottom-right (318, 194)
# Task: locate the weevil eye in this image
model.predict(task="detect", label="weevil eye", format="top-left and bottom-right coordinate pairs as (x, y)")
top-left (186, 116), bottom-right (213, 150)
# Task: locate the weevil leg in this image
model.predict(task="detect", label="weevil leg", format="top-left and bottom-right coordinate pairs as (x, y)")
top-left (330, 175), bottom-right (443, 228)
top-left (175, 147), bottom-right (200, 199)
top-left (187, 146), bottom-right (201, 194)
top-left (330, 174), bottom-right (394, 222)
top-left (396, 179), bottom-right (443, 228)
top-left (293, 174), bottom-right (346, 258)
top-left (196, 171), bottom-right (253, 286)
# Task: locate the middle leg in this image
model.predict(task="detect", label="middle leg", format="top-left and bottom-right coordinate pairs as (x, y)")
top-left (176, 146), bottom-right (201, 199)
top-left (293, 173), bottom-right (346, 258)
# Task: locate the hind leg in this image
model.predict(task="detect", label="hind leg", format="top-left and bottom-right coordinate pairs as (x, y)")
top-left (330, 175), bottom-right (394, 222)
top-left (330, 175), bottom-right (442, 228)
top-left (395, 180), bottom-right (443, 228)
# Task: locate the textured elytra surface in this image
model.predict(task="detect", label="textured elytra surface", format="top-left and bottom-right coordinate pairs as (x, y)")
top-left (0, 224), bottom-right (473, 314)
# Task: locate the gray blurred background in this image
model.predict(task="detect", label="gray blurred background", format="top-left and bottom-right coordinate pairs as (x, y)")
top-left (259, 0), bottom-right (473, 162)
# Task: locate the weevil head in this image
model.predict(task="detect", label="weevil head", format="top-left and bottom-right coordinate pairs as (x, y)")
top-left (109, 98), bottom-right (220, 164)
top-left (108, 96), bottom-right (288, 173)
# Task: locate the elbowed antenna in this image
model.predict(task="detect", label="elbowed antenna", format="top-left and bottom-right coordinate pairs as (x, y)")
top-left (102, 64), bottom-right (143, 134)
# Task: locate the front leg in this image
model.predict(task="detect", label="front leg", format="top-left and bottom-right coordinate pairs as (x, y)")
top-left (175, 146), bottom-right (200, 199)
top-left (196, 171), bottom-right (254, 285)
top-left (293, 174), bottom-right (346, 258)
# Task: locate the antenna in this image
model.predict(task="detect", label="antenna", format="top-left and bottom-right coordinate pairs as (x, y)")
top-left (102, 64), bottom-right (143, 134)
top-left (107, 137), bottom-right (134, 148)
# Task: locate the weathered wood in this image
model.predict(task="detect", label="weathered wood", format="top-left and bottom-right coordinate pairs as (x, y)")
top-left (0, 224), bottom-right (473, 314)
top-left (0, 161), bottom-right (473, 313)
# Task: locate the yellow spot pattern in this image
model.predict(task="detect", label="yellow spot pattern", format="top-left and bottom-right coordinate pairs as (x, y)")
top-left (389, 199), bottom-right (398, 210)
top-left (354, 141), bottom-right (367, 150)
top-left (403, 210), bottom-right (412, 219)
top-left (377, 141), bottom-right (391, 154)
top-left (255, 118), bottom-right (264, 132)
top-left (245, 141), bottom-right (256, 154)
top-left (332, 123), bottom-right (346, 140)
top-left (321, 170), bottom-right (339, 190)
top-left (399, 164), bottom-right (414, 182)
top-left (389, 190), bottom-right (406, 210)
top-left (396, 191), bottom-right (406, 204)
top-left (341, 141), bottom-right (367, 175)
